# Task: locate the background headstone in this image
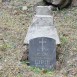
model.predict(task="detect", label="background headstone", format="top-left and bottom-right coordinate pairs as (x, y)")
top-left (2, 0), bottom-right (11, 2)
top-left (29, 37), bottom-right (56, 70)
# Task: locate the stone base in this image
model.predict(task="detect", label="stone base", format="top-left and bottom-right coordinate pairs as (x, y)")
top-left (24, 6), bottom-right (60, 45)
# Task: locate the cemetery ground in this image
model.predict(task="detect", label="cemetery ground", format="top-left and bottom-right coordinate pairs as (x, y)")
top-left (0, 0), bottom-right (77, 77)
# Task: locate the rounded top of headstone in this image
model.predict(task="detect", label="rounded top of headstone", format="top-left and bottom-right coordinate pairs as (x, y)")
top-left (35, 6), bottom-right (52, 15)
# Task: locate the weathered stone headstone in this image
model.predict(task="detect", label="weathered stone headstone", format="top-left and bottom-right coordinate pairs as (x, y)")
top-left (29, 37), bottom-right (56, 70)
top-left (24, 6), bottom-right (60, 70)
top-left (2, 0), bottom-right (11, 2)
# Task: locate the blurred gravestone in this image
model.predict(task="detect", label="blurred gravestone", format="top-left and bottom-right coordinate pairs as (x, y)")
top-left (29, 37), bottom-right (56, 70)
top-left (2, 0), bottom-right (11, 2)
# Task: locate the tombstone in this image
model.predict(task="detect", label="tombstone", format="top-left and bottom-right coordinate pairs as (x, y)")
top-left (29, 37), bottom-right (56, 70)
top-left (24, 6), bottom-right (60, 70)
top-left (2, 0), bottom-right (11, 2)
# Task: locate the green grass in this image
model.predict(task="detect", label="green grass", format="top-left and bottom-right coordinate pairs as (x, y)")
top-left (61, 36), bottom-right (68, 45)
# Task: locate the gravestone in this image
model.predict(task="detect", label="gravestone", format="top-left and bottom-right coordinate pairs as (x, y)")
top-left (29, 37), bottom-right (56, 70)
top-left (2, 0), bottom-right (11, 2)
top-left (24, 6), bottom-right (60, 70)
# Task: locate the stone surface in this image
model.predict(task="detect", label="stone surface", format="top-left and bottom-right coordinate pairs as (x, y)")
top-left (52, 0), bottom-right (61, 4)
top-left (24, 15), bottom-right (60, 44)
top-left (2, 0), bottom-right (11, 2)
top-left (52, 0), bottom-right (77, 7)
top-left (29, 37), bottom-right (56, 70)
top-left (35, 6), bottom-right (52, 15)
top-left (24, 6), bottom-right (60, 45)
top-left (72, 0), bottom-right (77, 7)
top-left (44, 0), bottom-right (77, 7)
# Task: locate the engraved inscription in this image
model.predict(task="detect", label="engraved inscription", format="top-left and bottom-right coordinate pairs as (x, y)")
top-left (39, 38), bottom-right (46, 52)
top-left (35, 60), bottom-right (50, 67)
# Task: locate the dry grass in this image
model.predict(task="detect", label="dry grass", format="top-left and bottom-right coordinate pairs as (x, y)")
top-left (0, 0), bottom-right (77, 77)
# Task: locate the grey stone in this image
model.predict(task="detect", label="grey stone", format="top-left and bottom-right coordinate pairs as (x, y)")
top-left (52, 0), bottom-right (77, 7)
top-left (2, 0), bottom-right (11, 2)
top-left (52, 0), bottom-right (61, 4)
top-left (35, 6), bottom-right (52, 15)
top-left (29, 37), bottom-right (56, 70)
top-left (24, 6), bottom-right (60, 44)
top-left (24, 15), bottom-right (60, 44)
top-left (24, 6), bottom-right (60, 45)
